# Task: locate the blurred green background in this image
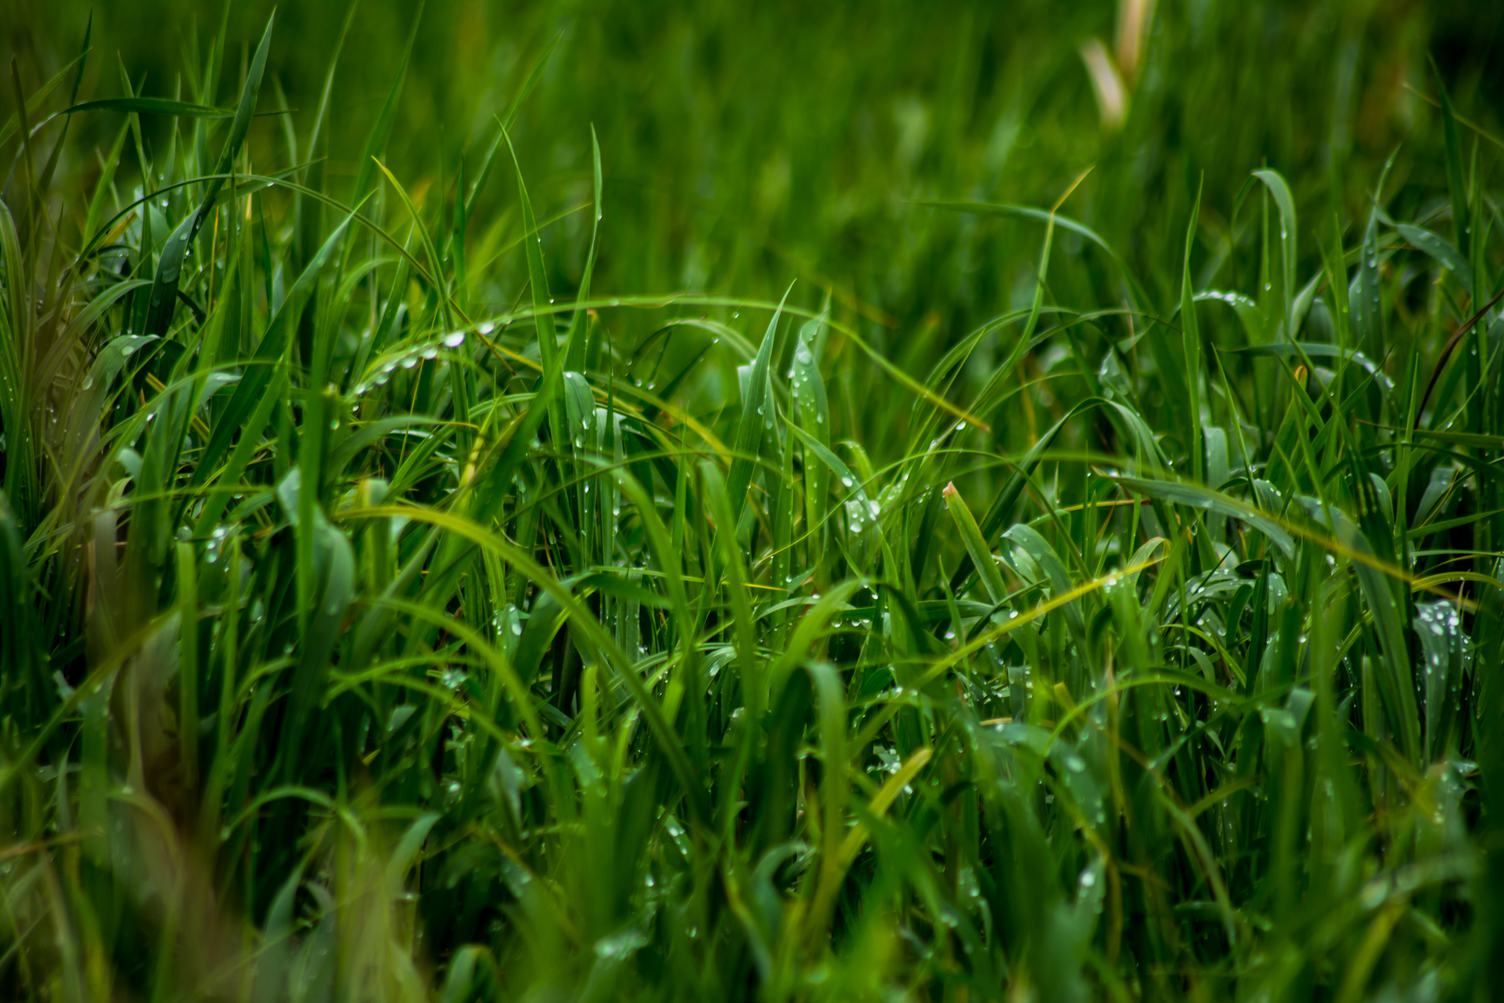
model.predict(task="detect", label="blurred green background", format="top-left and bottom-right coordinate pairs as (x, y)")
top-left (8, 0), bottom-right (1500, 348)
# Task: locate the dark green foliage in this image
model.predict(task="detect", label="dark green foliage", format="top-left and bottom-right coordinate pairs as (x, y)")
top-left (2, 2), bottom-right (1502, 1000)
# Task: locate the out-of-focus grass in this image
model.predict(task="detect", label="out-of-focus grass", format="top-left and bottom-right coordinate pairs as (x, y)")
top-left (2, 1), bottom-right (1502, 999)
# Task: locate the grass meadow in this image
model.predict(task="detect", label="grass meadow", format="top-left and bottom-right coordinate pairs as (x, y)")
top-left (2, 1), bottom-right (1503, 999)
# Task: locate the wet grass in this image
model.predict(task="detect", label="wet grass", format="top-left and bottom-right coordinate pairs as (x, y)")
top-left (2, 2), bottom-right (1503, 1000)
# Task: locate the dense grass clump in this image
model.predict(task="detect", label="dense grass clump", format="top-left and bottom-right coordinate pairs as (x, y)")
top-left (3, 3), bottom-right (1503, 1000)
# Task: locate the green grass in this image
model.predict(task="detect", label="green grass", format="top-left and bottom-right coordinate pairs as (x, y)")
top-left (2, 1), bottom-right (1503, 999)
